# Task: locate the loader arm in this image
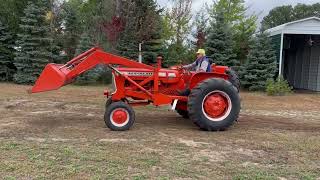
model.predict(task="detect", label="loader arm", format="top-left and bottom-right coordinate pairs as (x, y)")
top-left (31, 47), bottom-right (154, 93)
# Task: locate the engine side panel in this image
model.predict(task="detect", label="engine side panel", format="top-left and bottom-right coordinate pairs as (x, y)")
top-left (117, 68), bottom-right (181, 84)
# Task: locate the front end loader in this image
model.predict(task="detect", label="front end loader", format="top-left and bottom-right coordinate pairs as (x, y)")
top-left (31, 47), bottom-right (240, 131)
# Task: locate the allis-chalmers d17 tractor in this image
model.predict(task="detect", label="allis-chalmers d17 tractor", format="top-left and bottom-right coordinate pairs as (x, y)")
top-left (31, 47), bottom-right (241, 131)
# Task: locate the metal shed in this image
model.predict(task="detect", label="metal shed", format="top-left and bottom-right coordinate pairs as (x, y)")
top-left (266, 17), bottom-right (320, 91)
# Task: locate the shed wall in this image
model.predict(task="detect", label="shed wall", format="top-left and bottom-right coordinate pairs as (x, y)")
top-left (283, 35), bottom-right (320, 91)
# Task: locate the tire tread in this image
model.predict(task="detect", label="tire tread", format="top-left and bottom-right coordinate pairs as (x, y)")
top-left (188, 78), bottom-right (240, 131)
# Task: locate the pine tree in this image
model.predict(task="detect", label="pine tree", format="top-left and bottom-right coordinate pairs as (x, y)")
top-left (206, 11), bottom-right (239, 70)
top-left (74, 32), bottom-right (101, 85)
top-left (117, 0), bottom-right (163, 64)
top-left (242, 32), bottom-right (277, 91)
top-left (75, 32), bottom-right (93, 56)
top-left (117, 26), bottom-right (138, 60)
top-left (142, 19), bottom-right (163, 64)
top-left (208, 0), bottom-right (257, 65)
top-left (0, 20), bottom-right (15, 81)
top-left (143, 38), bottom-right (163, 64)
top-left (14, 2), bottom-right (52, 84)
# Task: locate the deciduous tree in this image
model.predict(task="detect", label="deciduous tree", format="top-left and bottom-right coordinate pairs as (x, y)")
top-left (162, 0), bottom-right (193, 65)
top-left (261, 5), bottom-right (294, 30)
top-left (261, 3), bottom-right (320, 30)
top-left (193, 7), bottom-right (208, 49)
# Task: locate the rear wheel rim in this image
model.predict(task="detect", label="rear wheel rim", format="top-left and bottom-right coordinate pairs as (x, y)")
top-left (110, 108), bottom-right (129, 127)
top-left (202, 90), bottom-right (232, 122)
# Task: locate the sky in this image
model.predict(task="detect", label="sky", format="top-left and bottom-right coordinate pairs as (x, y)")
top-left (156, 0), bottom-right (320, 23)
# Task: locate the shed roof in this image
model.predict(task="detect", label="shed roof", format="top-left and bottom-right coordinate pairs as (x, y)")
top-left (266, 17), bottom-right (320, 36)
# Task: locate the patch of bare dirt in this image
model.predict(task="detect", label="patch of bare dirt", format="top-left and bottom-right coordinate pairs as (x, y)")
top-left (178, 138), bottom-right (211, 147)
top-left (196, 149), bottom-right (226, 162)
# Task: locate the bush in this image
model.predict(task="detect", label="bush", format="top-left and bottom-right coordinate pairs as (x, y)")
top-left (266, 76), bottom-right (293, 96)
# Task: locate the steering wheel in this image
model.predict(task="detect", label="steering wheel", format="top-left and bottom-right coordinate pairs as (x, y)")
top-left (171, 65), bottom-right (192, 76)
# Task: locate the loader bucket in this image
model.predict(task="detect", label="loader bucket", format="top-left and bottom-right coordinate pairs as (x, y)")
top-left (31, 64), bottom-right (67, 93)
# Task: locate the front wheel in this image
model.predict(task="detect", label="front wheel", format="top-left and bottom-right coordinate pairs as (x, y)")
top-left (104, 101), bottom-right (135, 131)
top-left (188, 78), bottom-right (240, 131)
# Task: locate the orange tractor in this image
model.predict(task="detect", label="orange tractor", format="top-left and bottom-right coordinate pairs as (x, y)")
top-left (31, 47), bottom-right (240, 131)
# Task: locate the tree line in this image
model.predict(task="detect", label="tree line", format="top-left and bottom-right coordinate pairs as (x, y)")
top-left (0, 0), bottom-right (319, 90)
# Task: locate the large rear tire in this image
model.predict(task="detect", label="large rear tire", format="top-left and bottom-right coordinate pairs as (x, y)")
top-left (105, 98), bottom-right (113, 109)
top-left (104, 101), bottom-right (135, 131)
top-left (188, 78), bottom-right (240, 131)
top-left (226, 68), bottom-right (240, 92)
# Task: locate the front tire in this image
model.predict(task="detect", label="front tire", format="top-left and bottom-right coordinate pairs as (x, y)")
top-left (188, 78), bottom-right (240, 131)
top-left (104, 101), bottom-right (135, 131)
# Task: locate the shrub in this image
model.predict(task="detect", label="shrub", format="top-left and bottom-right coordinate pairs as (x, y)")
top-left (266, 76), bottom-right (293, 96)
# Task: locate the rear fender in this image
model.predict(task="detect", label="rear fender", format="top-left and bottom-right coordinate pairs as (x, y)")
top-left (189, 72), bottom-right (229, 89)
top-left (212, 65), bottom-right (228, 74)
